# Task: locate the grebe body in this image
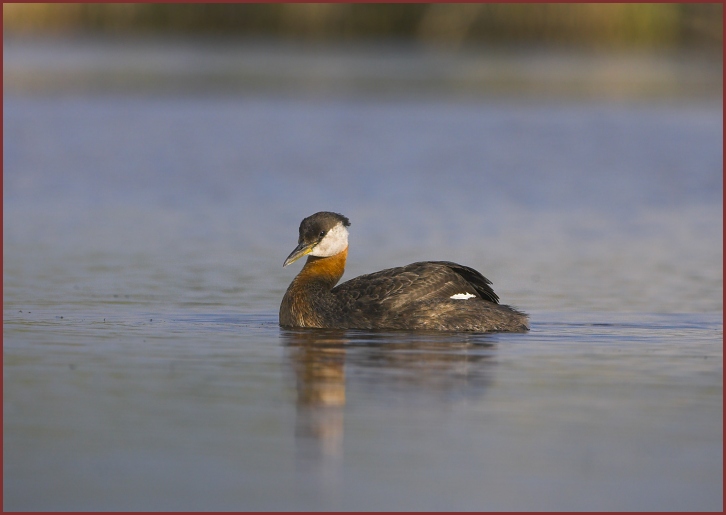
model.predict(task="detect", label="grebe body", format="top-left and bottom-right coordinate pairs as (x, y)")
top-left (280, 212), bottom-right (528, 332)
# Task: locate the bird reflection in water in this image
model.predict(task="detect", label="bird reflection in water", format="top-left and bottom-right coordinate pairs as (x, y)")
top-left (286, 329), bottom-right (349, 461)
top-left (282, 328), bottom-right (497, 488)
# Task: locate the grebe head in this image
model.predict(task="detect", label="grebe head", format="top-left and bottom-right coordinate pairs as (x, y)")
top-left (283, 212), bottom-right (351, 267)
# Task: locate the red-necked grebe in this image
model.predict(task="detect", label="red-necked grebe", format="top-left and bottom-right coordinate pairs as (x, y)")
top-left (280, 211), bottom-right (529, 332)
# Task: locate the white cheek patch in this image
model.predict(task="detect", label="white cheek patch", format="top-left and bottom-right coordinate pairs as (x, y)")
top-left (311, 222), bottom-right (349, 257)
top-left (450, 293), bottom-right (476, 300)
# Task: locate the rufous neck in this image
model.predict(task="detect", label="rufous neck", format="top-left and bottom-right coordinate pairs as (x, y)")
top-left (298, 246), bottom-right (348, 288)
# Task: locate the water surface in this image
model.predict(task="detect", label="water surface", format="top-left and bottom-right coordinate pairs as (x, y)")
top-left (3, 39), bottom-right (723, 511)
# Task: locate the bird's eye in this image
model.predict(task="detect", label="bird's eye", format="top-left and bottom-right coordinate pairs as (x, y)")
top-left (319, 231), bottom-right (326, 237)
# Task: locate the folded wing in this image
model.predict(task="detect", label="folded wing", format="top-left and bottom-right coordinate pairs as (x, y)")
top-left (332, 261), bottom-right (499, 310)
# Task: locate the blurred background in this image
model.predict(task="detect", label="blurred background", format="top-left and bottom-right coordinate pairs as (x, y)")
top-left (4, 3), bottom-right (723, 49)
top-left (4, 3), bottom-right (722, 314)
top-left (3, 3), bottom-right (723, 97)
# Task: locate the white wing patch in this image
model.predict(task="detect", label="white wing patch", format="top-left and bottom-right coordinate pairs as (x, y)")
top-left (450, 292), bottom-right (476, 300)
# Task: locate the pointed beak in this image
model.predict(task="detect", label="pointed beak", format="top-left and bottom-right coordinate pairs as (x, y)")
top-left (283, 241), bottom-right (316, 267)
